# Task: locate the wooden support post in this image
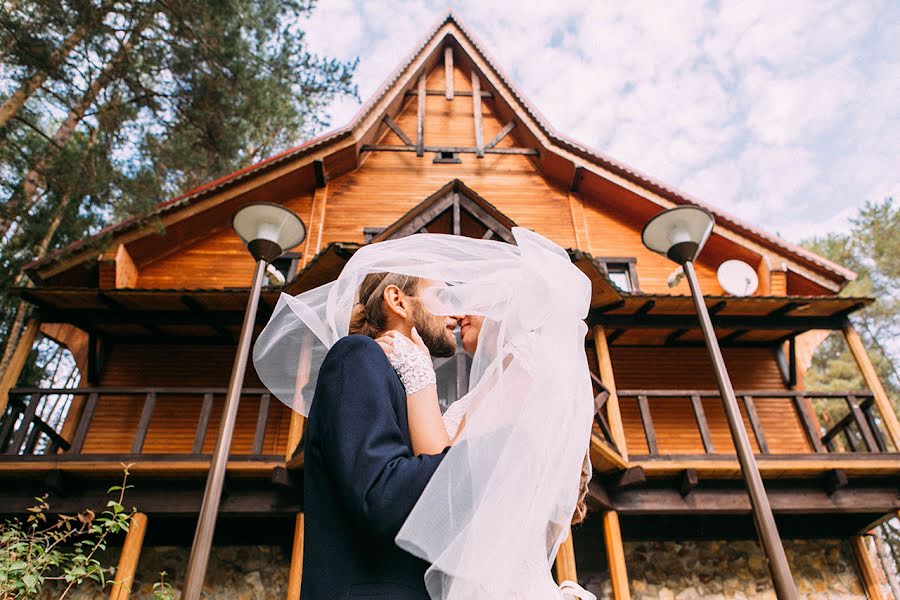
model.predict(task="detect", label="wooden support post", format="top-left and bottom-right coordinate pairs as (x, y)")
top-left (593, 326), bottom-right (628, 461)
top-left (109, 512), bottom-right (148, 600)
top-left (444, 46), bottom-right (453, 100)
top-left (0, 318), bottom-right (40, 417)
top-left (843, 323), bottom-right (900, 451)
top-left (603, 511), bottom-right (631, 600)
top-left (286, 337), bottom-right (313, 461)
top-left (554, 527), bottom-right (578, 584)
top-left (416, 74), bottom-right (425, 157)
top-left (471, 71), bottom-right (483, 158)
top-left (286, 513), bottom-right (305, 600)
top-left (851, 535), bottom-right (885, 600)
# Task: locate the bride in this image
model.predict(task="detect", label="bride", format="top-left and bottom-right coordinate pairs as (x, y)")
top-left (254, 227), bottom-right (596, 599)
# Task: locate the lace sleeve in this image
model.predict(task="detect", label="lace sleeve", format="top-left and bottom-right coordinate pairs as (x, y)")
top-left (441, 396), bottom-right (470, 439)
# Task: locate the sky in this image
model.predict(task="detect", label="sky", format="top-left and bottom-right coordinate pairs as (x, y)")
top-left (300, 0), bottom-right (899, 243)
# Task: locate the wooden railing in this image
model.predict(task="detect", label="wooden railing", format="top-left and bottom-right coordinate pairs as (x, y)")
top-left (617, 390), bottom-right (891, 457)
top-left (0, 387), bottom-right (278, 459)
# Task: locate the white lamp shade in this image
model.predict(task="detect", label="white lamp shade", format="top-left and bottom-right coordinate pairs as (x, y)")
top-left (233, 202), bottom-right (306, 252)
top-left (641, 206), bottom-right (714, 263)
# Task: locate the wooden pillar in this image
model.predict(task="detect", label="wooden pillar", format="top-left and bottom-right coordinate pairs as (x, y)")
top-left (286, 513), bottom-right (305, 600)
top-left (603, 511), bottom-right (631, 600)
top-left (285, 337), bottom-right (313, 460)
top-left (109, 512), bottom-right (148, 600)
top-left (471, 71), bottom-right (483, 158)
top-left (444, 46), bottom-right (454, 100)
top-left (593, 326), bottom-right (628, 461)
top-left (0, 318), bottom-right (40, 416)
top-left (843, 324), bottom-right (900, 450)
top-left (554, 527), bottom-right (578, 583)
top-left (851, 534), bottom-right (885, 600)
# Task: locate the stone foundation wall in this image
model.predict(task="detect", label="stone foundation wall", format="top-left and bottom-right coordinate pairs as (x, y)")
top-left (576, 539), bottom-right (866, 600)
top-left (39, 545), bottom-right (290, 600)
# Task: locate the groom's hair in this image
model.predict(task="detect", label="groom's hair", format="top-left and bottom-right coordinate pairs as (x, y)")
top-left (349, 272), bottom-right (422, 339)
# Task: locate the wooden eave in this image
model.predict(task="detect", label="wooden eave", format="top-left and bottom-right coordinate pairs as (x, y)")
top-left (25, 12), bottom-right (853, 292)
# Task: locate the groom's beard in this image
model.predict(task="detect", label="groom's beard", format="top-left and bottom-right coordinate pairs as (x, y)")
top-left (412, 300), bottom-right (456, 358)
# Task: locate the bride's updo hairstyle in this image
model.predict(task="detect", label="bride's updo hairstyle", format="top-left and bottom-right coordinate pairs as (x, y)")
top-left (349, 272), bottom-right (421, 338)
top-left (571, 451), bottom-right (592, 525)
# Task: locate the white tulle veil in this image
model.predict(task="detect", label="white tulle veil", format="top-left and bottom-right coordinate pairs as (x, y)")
top-left (252, 227), bottom-right (595, 599)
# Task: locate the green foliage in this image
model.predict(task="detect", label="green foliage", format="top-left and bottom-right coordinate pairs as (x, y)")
top-left (0, 466), bottom-right (135, 599)
top-left (802, 198), bottom-right (899, 407)
top-left (0, 0), bottom-right (357, 380)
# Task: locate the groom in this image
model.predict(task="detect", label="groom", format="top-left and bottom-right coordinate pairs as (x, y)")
top-left (300, 272), bottom-right (458, 599)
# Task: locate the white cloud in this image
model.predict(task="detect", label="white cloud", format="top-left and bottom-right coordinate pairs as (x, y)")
top-left (299, 0), bottom-right (899, 240)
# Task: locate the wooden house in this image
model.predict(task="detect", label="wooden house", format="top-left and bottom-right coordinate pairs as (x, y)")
top-left (2, 13), bottom-right (898, 599)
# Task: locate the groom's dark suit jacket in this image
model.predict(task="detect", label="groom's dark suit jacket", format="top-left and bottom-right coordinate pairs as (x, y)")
top-left (301, 335), bottom-right (447, 600)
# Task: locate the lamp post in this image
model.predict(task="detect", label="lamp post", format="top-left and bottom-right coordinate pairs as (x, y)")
top-left (182, 202), bottom-right (306, 600)
top-left (641, 206), bottom-right (798, 600)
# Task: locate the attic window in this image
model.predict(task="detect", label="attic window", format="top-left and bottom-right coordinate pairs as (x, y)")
top-left (597, 257), bottom-right (639, 292)
top-left (433, 150), bottom-right (461, 164)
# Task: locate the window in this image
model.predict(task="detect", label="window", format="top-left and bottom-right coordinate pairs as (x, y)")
top-left (597, 257), bottom-right (639, 292)
top-left (433, 150), bottom-right (461, 164)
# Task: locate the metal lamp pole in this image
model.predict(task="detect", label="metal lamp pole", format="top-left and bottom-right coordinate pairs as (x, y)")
top-left (182, 203), bottom-right (305, 600)
top-left (642, 207), bottom-right (798, 600)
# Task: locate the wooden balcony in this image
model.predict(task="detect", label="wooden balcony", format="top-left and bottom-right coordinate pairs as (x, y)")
top-left (0, 387), bottom-right (290, 478)
top-left (612, 389), bottom-right (900, 482)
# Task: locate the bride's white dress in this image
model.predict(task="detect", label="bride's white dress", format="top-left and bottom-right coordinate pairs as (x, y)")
top-left (441, 396), bottom-right (595, 600)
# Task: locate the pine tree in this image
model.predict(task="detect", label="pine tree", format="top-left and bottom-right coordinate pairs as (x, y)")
top-left (0, 0), bottom-right (357, 381)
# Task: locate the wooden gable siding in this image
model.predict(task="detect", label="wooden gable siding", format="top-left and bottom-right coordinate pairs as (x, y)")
top-left (136, 193), bottom-right (314, 289)
top-left (79, 344), bottom-right (289, 455)
top-left (588, 346), bottom-right (810, 455)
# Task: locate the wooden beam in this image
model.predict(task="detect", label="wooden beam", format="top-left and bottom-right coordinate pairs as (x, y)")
top-left (286, 513), bottom-right (304, 600)
top-left (312, 159), bottom-right (326, 188)
top-left (251, 393), bottom-right (271, 455)
top-left (851, 535), bottom-right (886, 600)
top-left (554, 527), bottom-right (578, 584)
top-left (679, 468), bottom-right (699, 497)
top-left (0, 318), bottom-right (40, 418)
top-left (742, 395), bottom-right (769, 454)
top-left (109, 512), bottom-right (148, 600)
top-left (843, 323), bottom-right (900, 450)
top-left (471, 71), bottom-right (484, 158)
top-left (690, 394), bottom-right (715, 454)
top-left (286, 337), bottom-right (313, 460)
top-left (666, 329), bottom-right (689, 345)
top-left (405, 89), bottom-right (492, 98)
top-left (793, 395), bottom-right (826, 453)
top-left (825, 468), bottom-right (848, 495)
top-left (611, 465), bottom-right (646, 490)
top-left (570, 166), bottom-right (585, 193)
top-left (485, 121), bottom-right (515, 149)
top-left (192, 392), bottom-right (214, 454)
top-left (603, 511), bottom-right (631, 600)
top-left (593, 326), bottom-right (628, 460)
top-left (416, 74), bottom-right (425, 157)
top-left (637, 395), bottom-right (658, 455)
top-left (360, 144), bottom-right (538, 155)
top-left (382, 115), bottom-right (413, 147)
top-left (114, 244), bottom-right (138, 288)
top-left (444, 46), bottom-right (453, 100)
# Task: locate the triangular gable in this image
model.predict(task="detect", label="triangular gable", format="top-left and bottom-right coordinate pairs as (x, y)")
top-left (370, 179), bottom-right (516, 244)
top-left (25, 12), bottom-right (853, 292)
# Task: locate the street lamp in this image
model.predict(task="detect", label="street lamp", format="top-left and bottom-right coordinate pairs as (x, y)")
top-left (182, 202), bottom-right (306, 600)
top-left (642, 206), bottom-right (798, 600)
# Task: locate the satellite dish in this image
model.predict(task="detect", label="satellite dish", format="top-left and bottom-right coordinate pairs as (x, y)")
top-left (717, 260), bottom-right (759, 296)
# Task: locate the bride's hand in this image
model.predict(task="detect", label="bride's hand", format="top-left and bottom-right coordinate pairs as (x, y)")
top-left (374, 329), bottom-right (429, 360)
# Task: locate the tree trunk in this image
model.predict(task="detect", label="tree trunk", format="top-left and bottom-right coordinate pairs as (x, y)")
top-left (0, 30), bottom-right (135, 241)
top-left (0, 193), bottom-right (73, 384)
top-left (0, 22), bottom-right (90, 129)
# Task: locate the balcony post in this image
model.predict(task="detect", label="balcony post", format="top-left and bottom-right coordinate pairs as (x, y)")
top-left (843, 323), bottom-right (900, 450)
top-left (554, 527), bottom-right (578, 584)
top-left (593, 326), bottom-right (628, 460)
top-left (0, 318), bottom-right (40, 417)
top-left (603, 511), bottom-right (631, 600)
